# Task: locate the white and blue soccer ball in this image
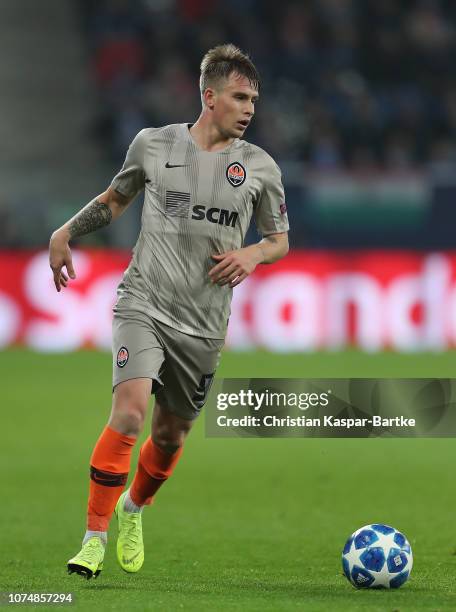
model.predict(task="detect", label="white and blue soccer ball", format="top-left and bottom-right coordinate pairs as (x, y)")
top-left (342, 524), bottom-right (413, 589)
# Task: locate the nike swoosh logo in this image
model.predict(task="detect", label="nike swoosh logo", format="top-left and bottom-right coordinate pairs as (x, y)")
top-left (165, 162), bottom-right (189, 168)
top-left (122, 551), bottom-right (142, 564)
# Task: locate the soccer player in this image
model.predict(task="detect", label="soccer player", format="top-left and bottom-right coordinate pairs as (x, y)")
top-left (49, 44), bottom-right (289, 579)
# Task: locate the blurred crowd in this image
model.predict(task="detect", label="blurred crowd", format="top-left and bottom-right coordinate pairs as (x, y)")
top-left (79, 0), bottom-right (456, 170)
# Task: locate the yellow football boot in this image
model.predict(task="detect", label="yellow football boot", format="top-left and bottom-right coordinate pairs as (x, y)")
top-left (115, 491), bottom-right (144, 573)
top-left (67, 537), bottom-right (104, 579)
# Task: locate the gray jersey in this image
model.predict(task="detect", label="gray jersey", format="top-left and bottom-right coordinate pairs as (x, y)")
top-left (111, 123), bottom-right (289, 339)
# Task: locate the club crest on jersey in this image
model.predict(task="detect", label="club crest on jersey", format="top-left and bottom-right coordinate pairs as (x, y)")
top-left (226, 162), bottom-right (246, 187)
top-left (117, 346), bottom-right (129, 368)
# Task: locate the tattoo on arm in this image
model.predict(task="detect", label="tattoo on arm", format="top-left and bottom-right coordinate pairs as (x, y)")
top-left (68, 198), bottom-right (112, 239)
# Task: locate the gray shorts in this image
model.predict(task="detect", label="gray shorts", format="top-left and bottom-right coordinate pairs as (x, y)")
top-left (112, 307), bottom-right (224, 420)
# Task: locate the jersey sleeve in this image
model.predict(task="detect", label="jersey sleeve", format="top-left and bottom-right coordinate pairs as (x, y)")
top-left (110, 129), bottom-right (147, 198)
top-left (254, 157), bottom-right (289, 235)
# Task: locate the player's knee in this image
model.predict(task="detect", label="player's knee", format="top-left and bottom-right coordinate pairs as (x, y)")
top-left (122, 404), bottom-right (146, 434)
top-left (152, 427), bottom-right (183, 455)
top-left (109, 405), bottom-right (145, 436)
top-left (111, 385), bottom-right (149, 435)
top-left (152, 400), bottom-right (192, 453)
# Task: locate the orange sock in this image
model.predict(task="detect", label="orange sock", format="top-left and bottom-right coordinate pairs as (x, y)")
top-left (130, 437), bottom-right (183, 506)
top-left (87, 425), bottom-right (136, 531)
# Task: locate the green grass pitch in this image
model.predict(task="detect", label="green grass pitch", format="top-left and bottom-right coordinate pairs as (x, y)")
top-left (1, 348), bottom-right (455, 611)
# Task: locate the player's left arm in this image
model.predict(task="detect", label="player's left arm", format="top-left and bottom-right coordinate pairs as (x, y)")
top-left (211, 153), bottom-right (289, 288)
top-left (209, 231), bottom-right (289, 288)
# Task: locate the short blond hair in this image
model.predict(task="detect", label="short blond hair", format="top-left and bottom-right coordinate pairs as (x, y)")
top-left (200, 44), bottom-right (260, 96)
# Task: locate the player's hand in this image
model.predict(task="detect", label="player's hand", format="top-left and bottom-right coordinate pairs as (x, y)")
top-left (49, 229), bottom-right (76, 292)
top-left (209, 245), bottom-right (263, 288)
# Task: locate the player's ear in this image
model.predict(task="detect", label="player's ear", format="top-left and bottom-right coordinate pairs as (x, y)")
top-left (204, 88), bottom-right (216, 110)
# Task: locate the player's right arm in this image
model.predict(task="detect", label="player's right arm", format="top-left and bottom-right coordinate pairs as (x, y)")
top-left (50, 129), bottom-right (148, 292)
top-left (49, 187), bottom-right (133, 292)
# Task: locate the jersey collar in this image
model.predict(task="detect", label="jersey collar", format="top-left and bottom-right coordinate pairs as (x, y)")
top-left (181, 123), bottom-right (241, 155)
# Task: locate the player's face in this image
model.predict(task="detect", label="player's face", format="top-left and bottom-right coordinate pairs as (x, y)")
top-left (211, 73), bottom-right (259, 139)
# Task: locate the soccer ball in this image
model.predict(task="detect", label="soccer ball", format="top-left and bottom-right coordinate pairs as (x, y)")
top-left (342, 524), bottom-right (413, 589)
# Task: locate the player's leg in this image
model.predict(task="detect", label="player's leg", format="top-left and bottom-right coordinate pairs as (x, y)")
top-left (115, 321), bottom-right (223, 573)
top-left (115, 401), bottom-right (193, 572)
top-left (129, 399), bottom-right (193, 506)
top-left (108, 377), bottom-right (152, 436)
top-left (86, 378), bottom-right (151, 538)
top-left (67, 378), bottom-right (151, 579)
top-left (68, 307), bottom-right (165, 579)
